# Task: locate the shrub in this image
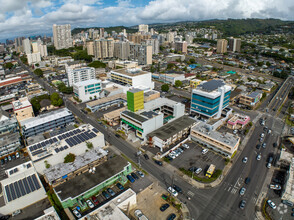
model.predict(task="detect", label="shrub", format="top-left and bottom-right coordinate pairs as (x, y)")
top-left (64, 153), bottom-right (76, 163)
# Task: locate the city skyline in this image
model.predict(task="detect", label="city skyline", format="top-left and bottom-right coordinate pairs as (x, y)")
top-left (0, 0), bottom-right (294, 40)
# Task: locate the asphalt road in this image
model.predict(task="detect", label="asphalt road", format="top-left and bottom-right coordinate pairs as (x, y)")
top-left (17, 57), bottom-right (288, 219)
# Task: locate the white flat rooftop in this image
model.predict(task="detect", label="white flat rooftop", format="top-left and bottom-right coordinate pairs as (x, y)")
top-left (73, 79), bottom-right (101, 87)
top-left (21, 108), bottom-right (72, 130)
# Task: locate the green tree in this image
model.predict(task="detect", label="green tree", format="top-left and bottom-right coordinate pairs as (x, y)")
top-left (189, 58), bottom-right (196, 64)
top-left (167, 63), bottom-right (175, 70)
top-left (161, 84), bottom-right (169, 92)
top-left (88, 61), bottom-right (106, 68)
top-left (57, 82), bottom-right (73, 94)
top-left (86, 142), bottom-right (93, 149)
top-left (4, 62), bottom-right (13, 69)
top-left (34, 68), bottom-right (43, 77)
top-left (64, 153), bottom-right (76, 163)
top-left (50, 93), bottom-right (63, 106)
top-left (174, 80), bottom-right (183, 88)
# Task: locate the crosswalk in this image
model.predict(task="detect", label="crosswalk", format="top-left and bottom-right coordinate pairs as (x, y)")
top-left (187, 190), bottom-right (195, 197)
top-left (222, 177), bottom-right (243, 195)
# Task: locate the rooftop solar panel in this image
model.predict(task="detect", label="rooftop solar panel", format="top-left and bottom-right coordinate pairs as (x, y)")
top-left (69, 131), bottom-right (74, 136)
top-left (18, 180), bottom-right (26, 196)
top-left (22, 178), bottom-right (31, 194)
top-left (41, 142), bottom-right (45, 147)
top-left (64, 145), bottom-right (68, 150)
top-left (37, 143), bottom-right (42, 149)
top-left (45, 140), bottom-right (49, 145)
top-left (78, 134), bottom-right (85, 142)
top-left (55, 148), bottom-right (59, 153)
top-left (5, 185), bottom-right (11, 202)
top-left (92, 128), bottom-right (99, 133)
top-left (32, 174), bottom-right (41, 189)
top-left (59, 147), bottom-right (64, 151)
top-left (53, 137), bottom-right (58, 142)
top-left (73, 130), bottom-right (77, 134)
top-left (58, 136), bottom-right (62, 140)
top-left (14, 182), bottom-right (21, 198)
top-left (9, 184), bottom-right (16, 200)
top-left (29, 146), bottom-right (33, 151)
top-left (33, 145), bottom-right (38, 151)
top-left (49, 139), bottom-right (53, 144)
top-left (27, 163), bottom-right (31, 168)
top-left (27, 176), bottom-right (36, 192)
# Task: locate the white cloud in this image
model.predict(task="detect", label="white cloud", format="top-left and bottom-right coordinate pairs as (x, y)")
top-left (0, 0), bottom-right (293, 39)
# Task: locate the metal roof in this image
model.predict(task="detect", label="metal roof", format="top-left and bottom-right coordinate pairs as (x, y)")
top-left (198, 80), bottom-right (225, 92)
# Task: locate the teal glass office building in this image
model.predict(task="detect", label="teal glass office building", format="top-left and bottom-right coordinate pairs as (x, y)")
top-left (190, 80), bottom-right (231, 117)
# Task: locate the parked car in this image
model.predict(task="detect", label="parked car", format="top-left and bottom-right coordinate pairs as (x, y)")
top-left (137, 171), bottom-right (144, 178)
top-left (134, 209), bottom-right (148, 220)
top-left (267, 163), bottom-right (271, 169)
top-left (195, 168), bottom-right (202, 174)
top-left (102, 191), bottom-right (110, 199)
top-left (12, 155), bottom-right (16, 160)
top-left (127, 175), bottom-right (135, 183)
top-left (168, 187), bottom-right (178, 197)
top-left (160, 203), bottom-right (170, 212)
top-left (189, 167), bottom-right (197, 172)
top-left (202, 149), bottom-right (208, 154)
top-left (267, 200), bottom-right (277, 209)
top-left (260, 133), bottom-right (265, 138)
top-left (15, 152), bottom-right (20, 159)
top-left (256, 144), bottom-right (261, 149)
top-left (239, 200), bottom-right (246, 209)
top-left (167, 213), bottom-right (176, 220)
top-left (270, 184), bottom-right (281, 190)
top-left (161, 194), bottom-right (168, 200)
top-left (73, 209), bottom-right (82, 218)
top-left (173, 185), bottom-right (182, 193)
top-left (131, 172), bottom-right (139, 180)
top-left (12, 210), bottom-right (21, 217)
top-left (1, 159), bottom-right (4, 165)
top-left (107, 188), bottom-right (115, 196)
top-left (282, 200), bottom-right (294, 207)
top-left (154, 160), bottom-right (163, 166)
top-left (116, 182), bottom-right (124, 190)
top-left (182, 144), bottom-right (189, 149)
top-left (91, 195), bottom-right (99, 205)
top-left (239, 187), bottom-right (246, 196)
top-left (257, 154), bottom-right (261, 161)
top-left (8, 156), bottom-right (11, 161)
top-left (262, 143), bottom-right (267, 148)
top-left (86, 199), bottom-right (94, 208)
top-left (143, 154), bottom-right (149, 160)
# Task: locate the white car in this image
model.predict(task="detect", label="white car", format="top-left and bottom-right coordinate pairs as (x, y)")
top-left (257, 154), bottom-right (261, 161)
top-left (134, 209), bottom-right (149, 220)
top-left (233, 130), bottom-right (238, 134)
top-left (182, 144), bottom-right (189, 149)
top-left (239, 187), bottom-right (246, 196)
top-left (268, 129), bottom-right (272, 134)
top-left (15, 152), bottom-right (20, 159)
top-left (169, 153), bottom-right (176, 159)
top-left (168, 187), bottom-right (178, 197)
top-left (137, 171), bottom-right (144, 178)
top-left (267, 163), bottom-right (271, 169)
top-left (86, 199), bottom-right (94, 209)
top-left (269, 184), bottom-right (281, 190)
top-left (202, 149), bottom-right (208, 154)
top-left (267, 200), bottom-right (277, 209)
top-left (73, 209), bottom-right (82, 218)
top-left (260, 133), bottom-right (265, 138)
top-left (242, 157), bottom-right (248, 163)
top-left (195, 168), bottom-right (202, 174)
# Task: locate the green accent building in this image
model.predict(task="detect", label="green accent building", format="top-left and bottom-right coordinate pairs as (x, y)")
top-left (54, 156), bottom-right (132, 209)
top-left (127, 89), bottom-right (144, 112)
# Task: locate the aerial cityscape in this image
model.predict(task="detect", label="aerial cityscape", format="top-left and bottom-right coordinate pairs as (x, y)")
top-left (0, 1), bottom-right (294, 220)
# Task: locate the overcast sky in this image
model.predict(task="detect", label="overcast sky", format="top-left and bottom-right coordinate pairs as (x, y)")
top-left (0, 0), bottom-right (293, 40)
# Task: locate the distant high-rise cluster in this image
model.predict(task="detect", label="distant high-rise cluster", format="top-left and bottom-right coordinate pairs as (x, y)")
top-left (228, 37), bottom-right (241, 52)
top-left (53, 24), bottom-right (72, 50)
top-left (138, 24), bottom-right (149, 33)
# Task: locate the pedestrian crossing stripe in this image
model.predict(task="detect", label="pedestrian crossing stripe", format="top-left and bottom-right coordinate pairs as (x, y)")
top-left (187, 191), bottom-right (195, 197)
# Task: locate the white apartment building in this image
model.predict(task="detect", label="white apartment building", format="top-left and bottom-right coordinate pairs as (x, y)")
top-left (110, 68), bottom-right (154, 90)
top-left (73, 79), bottom-right (102, 102)
top-left (22, 38), bottom-right (31, 54)
top-left (93, 39), bottom-right (114, 59)
top-left (53, 24), bottom-right (72, 50)
top-left (27, 52), bottom-right (41, 65)
top-left (66, 66), bottom-right (95, 86)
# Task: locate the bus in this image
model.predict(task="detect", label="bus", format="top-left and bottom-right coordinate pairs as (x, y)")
top-left (206, 164), bottom-right (216, 178)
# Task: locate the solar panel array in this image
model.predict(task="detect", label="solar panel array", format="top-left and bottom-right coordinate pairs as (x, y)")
top-left (28, 127), bottom-right (99, 156)
top-left (4, 174), bottom-right (41, 202)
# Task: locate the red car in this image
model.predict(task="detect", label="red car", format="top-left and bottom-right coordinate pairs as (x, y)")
top-left (91, 196), bottom-right (99, 205)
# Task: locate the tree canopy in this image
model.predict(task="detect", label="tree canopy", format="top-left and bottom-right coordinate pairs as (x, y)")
top-left (50, 93), bottom-right (63, 106)
top-left (174, 80), bottom-right (183, 88)
top-left (88, 61), bottom-right (106, 68)
top-left (161, 84), bottom-right (169, 92)
top-left (34, 68), bottom-right (43, 77)
top-left (57, 82), bottom-right (73, 94)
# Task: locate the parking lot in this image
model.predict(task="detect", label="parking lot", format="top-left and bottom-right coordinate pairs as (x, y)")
top-left (169, 141), bottom-right (226, 177)
top-left (131, 182), bottom-right (180, 220)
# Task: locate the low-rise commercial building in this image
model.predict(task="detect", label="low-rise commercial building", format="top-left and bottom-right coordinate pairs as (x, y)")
top-left (73, 79), bottom-right (102, 102)
top-left (239, 91), bottom-right (262, 107)
top-left (27, 124), bottom-right (105, 174)
top-left (12, 97), bottom-right (34, 122)
top-left (190, 79), bottom-right (202, 88)
top-left (191, 121), bottom-right (240, 157)
top-left (86, 93), bottom-right (127, 112)
top-left (152, 73), bottom-right (185, 85)
top-left (21, 108), bottom-right (75, 138)
top-left (144, 90), bottom-right (160, 102)
top-left (81, 188), bottom-right (136, 220)
top-left (147, 116), bottom-right (196, 152)
top-left (227, 114), bottom-right (250, 130)
top-left (110, 68), bottom-right (154, 90)
top-left (0, 161), bottom-right (47, 215)
top-left (54, 155), bottom-right (132, 209)
top-left (103, 107), bottom-right (126, 126)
